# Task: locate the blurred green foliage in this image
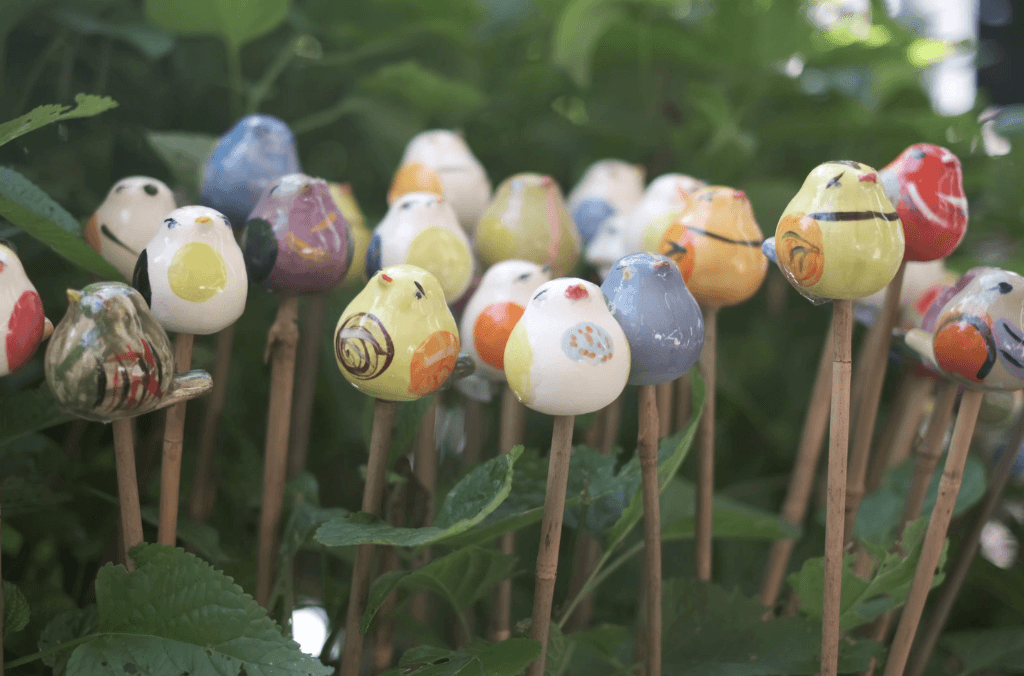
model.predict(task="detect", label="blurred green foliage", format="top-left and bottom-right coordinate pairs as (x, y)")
top-left (1, 0), bottom-right (1023, 674)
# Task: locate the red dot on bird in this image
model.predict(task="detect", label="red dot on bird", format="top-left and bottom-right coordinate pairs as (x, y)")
top-left (565, 284), bottom-right (588, 300)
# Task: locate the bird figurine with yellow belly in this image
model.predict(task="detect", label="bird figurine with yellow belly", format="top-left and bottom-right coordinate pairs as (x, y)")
top-left (0, 244), bottom-right (53, 376)
top-left (504, 277), bottom-right (630, 416)
top-left (84, 177), bottom-right (177, 280)
top-left (388, 129), bottom-right (492, 232)
top-left (905, 267), bottom-right (1024, 390)
top-left (460, 260), bottom-right (551, 382)
top-left (330, 182), bottom-right (370, 286)
top-left (367, 193), bottom-right (474, 304)
top-left (657, 186), bottom-right (767, 308)
top-left (769, 160), bottom-right (905, 300)
top-left (335, 265), bottom-right (460, 402)
top-left (133, 206), bottom-right (248, 335)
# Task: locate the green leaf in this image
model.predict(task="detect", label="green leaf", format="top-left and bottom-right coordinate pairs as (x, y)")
top-left (139, 505), bottom-right (233, 564)
top-left (0, 167), bottom-right (125, 280)
top-left (315, 446), bottom-right (521, 548)
top-left (551, 0), bottom-right (626, 87)
top-left (379, 640), bottom-right (541, 676)
top-left (38, 606), bottom-right (98, 676)
top-left (3, 580), bottom-right (30, 635)
top-left (145, 131), bottom-right (218, 203)
top-left (359, 61), bottom-right (487, 119)
top-left (64, 544), bottom-right (331, 676)
top-left (939, 626), bottom-right (1024, 672)
top-left (661, 578), bottom-right (880, 674)
top-left (143, 0), bottom-right (291, 51)
top-left (660, 478), bottom-right (802, 541)
top-left (0, 95), bottom-right (119, 149)
top-left (361, 546), bottom-right (516, 632)
top-left (50, 8), bottom-right (176, 59)
top-left (788, 518), bottom-right (947, 631)
top-left (0, 384), bottom-right (75, 449)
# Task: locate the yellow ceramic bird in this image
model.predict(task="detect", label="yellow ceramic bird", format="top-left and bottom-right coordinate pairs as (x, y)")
top-left (329, 182), bottom-right (371, 286)
top-left (773, 160), bottom-right (905, 300)
top-left (334, 265), bottom-right (460, 402)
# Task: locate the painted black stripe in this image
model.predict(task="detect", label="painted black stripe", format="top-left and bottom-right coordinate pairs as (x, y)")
top-left (100, 224), bottom-right (137, 253)
top-left (1001, 349), bottom-right (1024, 369)
top-left (807, 210), bottom-right (899, 222)
top-left (1004, 322), bottom-right (1023, 344)
top-left (687, 226), bottom-right (762, 247)
top-left (94, 358), bottom-right (107, 409)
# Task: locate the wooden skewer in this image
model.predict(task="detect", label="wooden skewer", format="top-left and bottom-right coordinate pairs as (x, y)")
top-left (157, 332), bottom-right (194, 546)
top-left (907, 407), bottom-right (1024, 676)
top-left (492, 385), bottom-right (525, 642)
top-left (656, 382), bottom-right (672, 438)
top-left (525, 415), bottom-right (576, 676)
top-left (844, 262), bottom-right (906, 544)
top-left (821, 299), bottom-right (853, 676)
top-left (374, 457), bottom-right (409, 675)
top-left (865, 371), bottom-right (934, 494)
top-left (341, 399), bottom-right (398, 676)
top-left (410, 398), bottom-right (439, 623)
top-left (112, 418), bottom-right (144, 571)
top-left (188, 323), bottom-right (236, 523)
top-left (255, 294), bottom-right (301, 607)
top-left (288, 294), bottom-right (327, 478)
top-left (760, 311), bottom-right (835, 610)
top-left (883, 388), bottom-right (984, 676)
top-left (900, 382), bottom-right (959, 529)
top-left (695, 306), bottom-right (718, 582)
top-left (673, 372), bottom-right (692, 433)
top-left (600, 395), bottom-right (622, 457)
top-left (637, 384), bottom-right (662, 676)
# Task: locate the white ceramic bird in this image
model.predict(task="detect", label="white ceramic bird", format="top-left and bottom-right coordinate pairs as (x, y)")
top-left (460, 260), bottom-right (551, 381)
top-left (389, 130), bottom-right (492, 232)
top-left (132, 206), bottom-right (248, 335)
top-left (84, 177), bottom-right (177, 280)
top-left (503, 277), bottom-right (630, 416)
top-left (567, 160), bottom-right (646, 245)
top-left (367, 193), bottom-right (475, 304)
top-left (621, 173), bottom-right (708, 255)
top-left (0, 244), bottom-right (53, 376)
top-left (585, 214), bottom-right (627, 280)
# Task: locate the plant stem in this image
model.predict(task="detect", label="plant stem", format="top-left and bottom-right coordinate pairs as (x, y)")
top-left (6, 634), bottom-right (95, 669)
top-left (557, 540), bottom-right (645, 630)
top-left (247, 37), bottom-right (299, 114)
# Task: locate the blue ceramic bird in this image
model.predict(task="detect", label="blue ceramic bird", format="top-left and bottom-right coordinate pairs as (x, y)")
top-left (601, 252), bottom-right (705, 386)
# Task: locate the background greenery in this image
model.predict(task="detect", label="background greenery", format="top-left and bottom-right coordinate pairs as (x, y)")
top-left (1, 0), bottom-right (1024, 674)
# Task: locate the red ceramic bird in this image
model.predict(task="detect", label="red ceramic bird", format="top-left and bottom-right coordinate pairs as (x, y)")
top-left (0, 243), bottom-right (53, 376)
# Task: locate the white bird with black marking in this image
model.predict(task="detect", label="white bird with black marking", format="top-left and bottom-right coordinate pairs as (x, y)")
top-left (85, 177), bottom-right (177, 280)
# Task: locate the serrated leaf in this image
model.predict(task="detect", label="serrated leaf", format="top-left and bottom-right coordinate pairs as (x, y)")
top-left (551, 0), bottom-right (626, 87)
top-left (660, 478), bottom-right (801, 541)
top-left (143, 0), bottom-right (290, 51)
top-left (38, 606), bottom-right (98, 676)
top-left (65, 544), bottom-right (331, 676)
top-left (3, 580), bottom-right (30, 635)
top-left (378, 640), bottom-right (541, 676)
top-left (788, 518), bottom-right (947, 631)
top-left (0, 167), bottom-right (125, 280)
top-left (145, 131), bottom-right (218, 203)
top-left (661, 578), bottom-right (880, 674)
top-left (0, 94), bottom-right (119, 149)
top-left (315, 446), bottom-right (521, 548)
top-left (361, 546), bottom-right (515, 632)
top-left (0, 384), bottom-right (75, 449)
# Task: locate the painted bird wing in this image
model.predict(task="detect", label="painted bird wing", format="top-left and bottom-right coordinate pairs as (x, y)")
top-left (133, 249), bottom-right (152, 307)
top-left (995, 317), bottom-right (1024, 381)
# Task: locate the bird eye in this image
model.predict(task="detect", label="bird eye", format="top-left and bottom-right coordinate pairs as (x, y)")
top-left (414, 281), bottom-right (426, 299)
top-left (826, 173), bottom-right (844, 188)
top-left (995, 282), bottom-right (1013, 295)
top-left (164, 218), bottom-right (178, 229)
top-left (144, 184), bottom-right (158, 196)
top-left (533, 288), bottom-right (548, 302)
top-left (516, 272), bottom-right (532, 282)
top-left (401, 201), bottom-right (413, 210)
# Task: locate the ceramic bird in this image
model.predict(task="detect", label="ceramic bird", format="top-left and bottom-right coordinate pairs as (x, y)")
top-left (244, 173), bottom-right (353, 294)
top-left (880, 143), bottom-right (967, 262)
top-left (602, 253), bottom-right (704, 386)
top-left (768, 160), bottom-right (905, 300)
top-left (905, 267), bottom-right (1024, 391)
top-left (0, 244), bottom-right (53, 376)
top-left (503, 277), bottom-right (630, 415)
top-left (84, 177), bottom-right (177, 280)
top-left (585, 214), bottom-right (628, 280)
top-left (388, 130), bottom-right (492, 231)
top-left (567, 160), bottom-right (646, 245)
top-left (201, 114), bottom-right (301, 230)
top-left (330, 182), bottom-right (371, 286)
top-left (459, 260), bottom-right (552, 382)
top-left (657, 186), bottom-right (767, 308)
top-left (367, 192), bottom-right (474, 304)
top-left (133, 206), bottom-right (248, 335)
top-left (45, 282), bottom-right (212, 421)
top-left (621, 173), bottom-right (708, 256)
top-left (334, 265), bottom-right (460, 402)
top-left (475, 173), bottom-right (581, 277)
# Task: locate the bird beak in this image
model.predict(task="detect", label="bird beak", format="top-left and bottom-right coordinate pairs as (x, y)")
top-left (42, 317), bottom-right (54, 340)
top-left (66, 289), bottom-right (82, 304)
top-left (859, 173), bottom-right (878, 183)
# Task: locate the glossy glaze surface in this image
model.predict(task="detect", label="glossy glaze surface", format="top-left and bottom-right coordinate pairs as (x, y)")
top-left (334, 265), bottom-right (459, 402)
top-left (621, 173), bottom-right (708, 255)
top-left (367, 193), bottom-right (473, 304)
top-left (602, 253), bottom-right (704, 386)
top-left (459, 260), bottom-right (551, 381)
top-left (772, 160), bottom-right (905, 300)
top-left (329, 182), bottom-right (370, 286)
top-left (84, 177), bottom-right (176, 279)
top-left (880, 143), bottom-right (967, 262)
top-left (503, 277), bottom-right (629, 415)
top-left (567, 160), bottom-right (645, 244)
top-left (388, 130), bottom-right (492, 231)
top-left (905, 267), bottom-right (1024, 391)
top-left (658, 186), bottom-right (767, 308)
top-left (133, 206), bottom-right (248, 335)
top-left (0, 244), bottom-right (50, 376)
top-left (201, 114), bottom-right (301, 230)
top-left (244, 173), bottom-right (353, 294)
top-left (45, 282), bottom-right (212, 421)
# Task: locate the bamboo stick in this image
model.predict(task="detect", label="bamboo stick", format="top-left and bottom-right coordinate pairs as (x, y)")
top-left (674, 372), bottom-right (692, 433)
top-left (288, 294), bottom-right (327, 477)
top-left (656, 382), bottom-right (672, 439)
top-left (157, 332), bottom-right (194, 546)
top-left (695, 306), bottom-right (718, 582)
top-left (600, 395), bottom-right (622, 457)
top-left (410, 398), bottom-right (439, 623)
top-left (112, 418), bottom-right (143, 571)
top-left (373, 458), bottom-right (409, 675)
top-left (865, 372), bottom-right (934, 493)
top-left (638, 385), bottom-right (662, 676)
top-left (188, 323), bottom-right (236, 522)
top-left (900, 382), bottom-right (959, 530)
top-left (492, 385), bottom-right (525, 642)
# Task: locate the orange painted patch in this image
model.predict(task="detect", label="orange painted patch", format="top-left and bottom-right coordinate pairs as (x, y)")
top-left (84, 213), bottom-right (102, 253)
top-left (409, 330), bottom-right (459, 396)
top-left (658, 222), bottom-right (696, 283)
top-left (286, 231), bottom-right (334, 263)
top-left (934, 316), bottom-right (993, 383)
top-left (474, 302), bottom-right (524, 370)
top-left (776, 213), bottom-right (824, 287)
top-left (388, 162), bottom-right (444, 204)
